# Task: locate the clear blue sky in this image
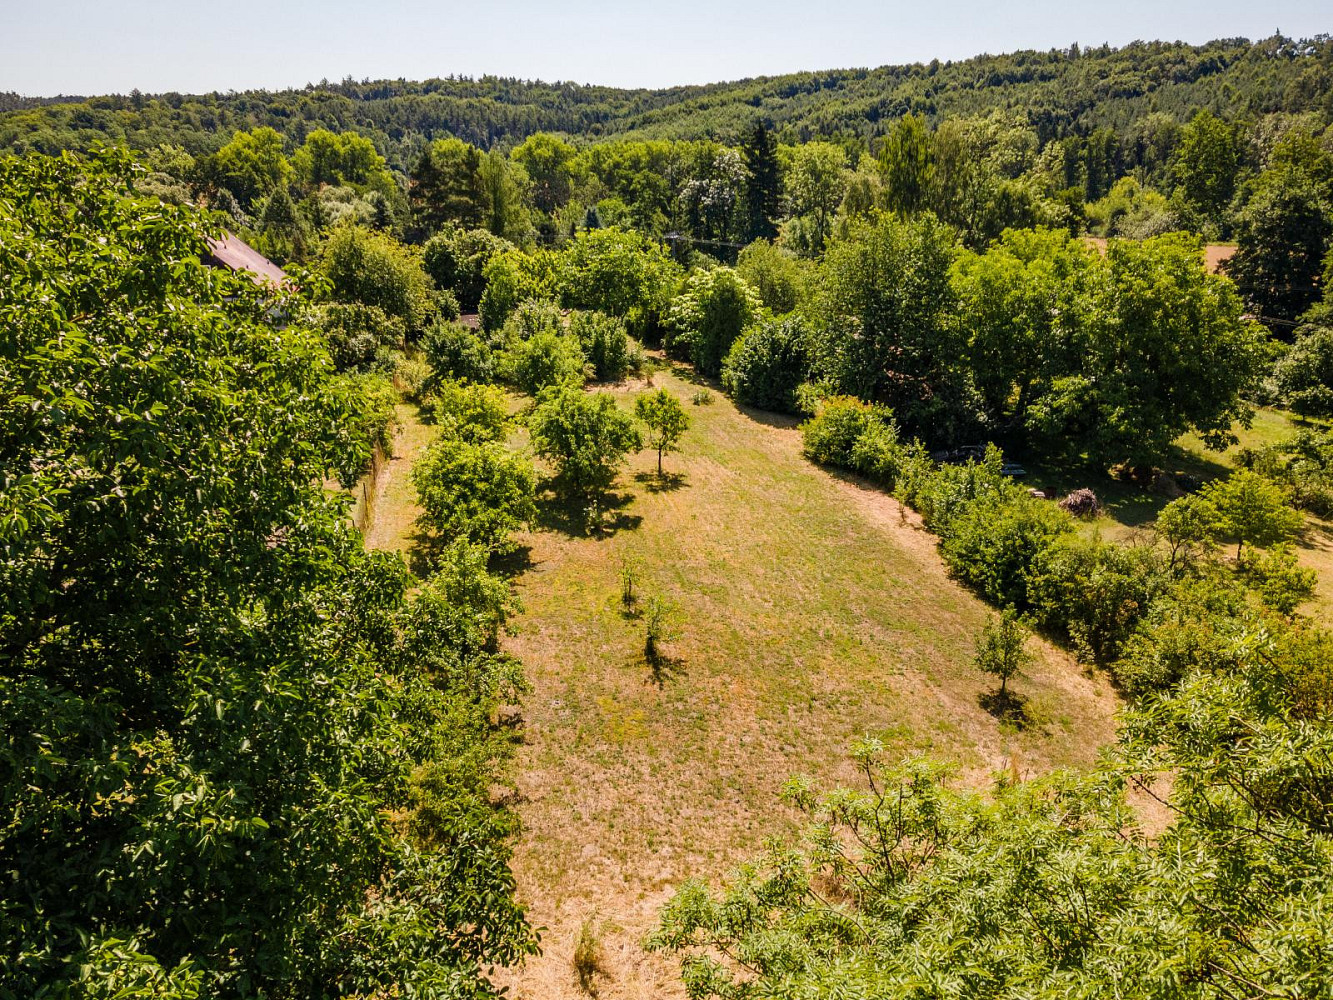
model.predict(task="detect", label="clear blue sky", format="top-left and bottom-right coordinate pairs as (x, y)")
top-left (3, 0), bottom-right (1329, 97)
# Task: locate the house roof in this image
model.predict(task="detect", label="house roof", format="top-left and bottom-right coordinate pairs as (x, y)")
top-left (204, 233), bottom-right (289, 288)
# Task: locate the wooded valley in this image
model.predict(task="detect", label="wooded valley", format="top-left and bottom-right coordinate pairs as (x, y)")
top-left (4, 32), bottom-right (1333, 1000)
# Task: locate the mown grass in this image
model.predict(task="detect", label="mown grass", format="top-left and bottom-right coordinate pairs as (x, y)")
top-left (483, 365), bottom-right (1118, 999)
top-left (363, 378), bottom-right (1333, 996)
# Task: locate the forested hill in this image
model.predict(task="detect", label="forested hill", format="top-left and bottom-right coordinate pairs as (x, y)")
top-left (4, 35), bottom-right (1331, 168)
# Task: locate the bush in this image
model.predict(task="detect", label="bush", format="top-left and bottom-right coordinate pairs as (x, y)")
top-left (940, 488), bottom-right (1073, 610)
top-left (501, 330), bottom-right (586, 395)
top-left (317, 301), bottom-right (406, 372)
top-left (1028, 536), bottom-right (1167, 666)
top-left (899, 446), bottom-right (1007, 535)
top-left (411, 436), bottom-right (537, 555)
top-left (432, 380), bottom-right (510, 443)
top-left (421, 320), bottom-right (494, 385)
top-left (570, 310), bottom-right (633, 382)
top-left (329, 372), bottom-right (399, 464)
top-left (394, 356), bottom-right (433, 401)
top-left (502, 298), bottom-right (565, 343)
top-left (801, 395), bottom-right (892, 467)
top-left (721, 317), bottom-right (811, 413)
top-left (529, 387), bottom-right (642, 499)
top-left (665, 267), bottom-right (761, 377)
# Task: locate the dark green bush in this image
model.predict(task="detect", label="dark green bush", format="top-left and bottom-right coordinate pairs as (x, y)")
top-left (570, 310), bottom-right (633, 382)
top-left (722, 317), bottom-right (811, 413)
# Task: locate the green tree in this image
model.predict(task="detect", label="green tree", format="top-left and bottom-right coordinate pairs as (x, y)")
top-left (781, 142), bottom-right (848, 256)
top-left (1155, 493), bottom-right (1222, 570)
top-left (205, 126), bottom-right (293, 209)
top-left (529, 386), bottom-right (642, 499)
top-left (480, 148), bottom-right (530, 242)
top-left (736, 239), bottom-right (806, 314)
top-left (818, 211), bottom-right (961, 432)
top-left (422, 226), bottom-right (514, 312)
top-left (321, 223), bottom-right (435, 333)
top-left (665, 267), bottom-right (761, 377)
top-left (1198, 468), bottom-right (1305, 560)
top-left (0, 150), bottom-right (534, 998)
top-left (411, 435), bottom-right (536, 555)
top-left (558, 226), bottom-right (678, 318)
top-left (741, 119), bottom-right (781, 242)
top-left (292, 128), bottom-right (391, 191)
top-left (1225, 167), bottom-right (1333, 326)
top-left (1172, 109), bottom-right (1240, 225)
top-left (1028, 234), bottom-right (1268, 467)
top-left (510, 132), bottom-right (579, 215)
top-left (635, 388), bottom-right (690, 474)
top-left (411, 137), bottom-right (486, 233)
top-left (878, 113), bottom-right (934, 215)
top-left (974, 607), bottom-right (1031, 696)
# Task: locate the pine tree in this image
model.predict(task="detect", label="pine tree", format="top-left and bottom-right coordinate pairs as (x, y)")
top-left (742, 120), bottom-right (780, 243)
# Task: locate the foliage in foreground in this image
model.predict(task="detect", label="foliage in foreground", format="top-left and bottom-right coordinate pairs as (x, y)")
top-left (0, 151), bottom-right (534, 998)
top-left (651, 621), bottom-right (1333, 997)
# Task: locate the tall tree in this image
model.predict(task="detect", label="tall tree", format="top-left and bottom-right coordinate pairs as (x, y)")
top-left (1172, 109), bottom-right (1240, 225)
top-left (410, 137), bottom-right (486, 234)
top-left (741, 120), bottom-right (780, 242)
top-left (878, 113), bottom-right (934, 215)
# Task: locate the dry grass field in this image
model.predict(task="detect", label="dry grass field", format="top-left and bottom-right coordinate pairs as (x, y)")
top-left (365, 366), bottom-right (1120, 999)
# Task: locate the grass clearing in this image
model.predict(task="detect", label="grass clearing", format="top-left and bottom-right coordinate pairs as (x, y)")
top-left (362, 380), bottom-right (1333, 996)
top-left (485, 366), bottom-right (1113, 999)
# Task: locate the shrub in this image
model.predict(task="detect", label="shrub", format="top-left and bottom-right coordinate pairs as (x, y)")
top-left (1028, 536), bottom-right (1167, 666)
top-left (571, 310), bottom-right (632, 382)
top-left (643, 596), bottom-right (680, 669)
top-left (1244, 544), bottom-right (1317, 614)
top-left (432, 380), bottom-right (510, 443)
top-left (801, 396), bottom-right (891, 467)
top-left (393, 356), bottom-right (433, 401)
top-left (940, 488), bottom-right (1073, 609)
top-left (899, 446), bottom-right (1007, 535)
top-left (502, 330), bottom-right (586, 395)
top-left (329, 372), bottom-right (399, 464)
top-left (502, 298), bottom-right (565, 343)
top-left (421, 320), bottom-right (494, 385)
top-left (721, 317), bottom-right (811, 413)
top-left (529, 387), bottom-right (642, 499)
top-left (316, 301), bottom-right (406, 372)
top-left (665, 267), bottom-right (761, 376)
top-left (411, 435), bottom-right (536, 555)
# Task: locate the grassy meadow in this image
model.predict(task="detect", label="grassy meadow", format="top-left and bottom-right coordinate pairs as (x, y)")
top-left (366, 364), bottom-right (1121, 999)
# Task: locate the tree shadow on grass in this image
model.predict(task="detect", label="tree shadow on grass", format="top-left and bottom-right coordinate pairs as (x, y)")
top-left (406, 530), bottom-right (537, 580)
top-left (633, 470), bottom-right (689, 494)
top-left (643, 650), bottom-right (686, 689)
top-left (978, 689), bottom-right (1034, 730)
top-left (534, 489), bottom-right (642, 539)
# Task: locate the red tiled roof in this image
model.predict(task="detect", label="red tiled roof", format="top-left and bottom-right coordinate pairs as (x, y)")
top-left (204, 233), bottom-right (289, 288)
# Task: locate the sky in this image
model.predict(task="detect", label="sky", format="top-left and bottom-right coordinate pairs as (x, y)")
top-left (2, 0), bottom-right (1329, 97)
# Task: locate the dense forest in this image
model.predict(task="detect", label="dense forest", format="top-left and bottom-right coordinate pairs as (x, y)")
top-left (5, 30), bottom-right (1333, 1000)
